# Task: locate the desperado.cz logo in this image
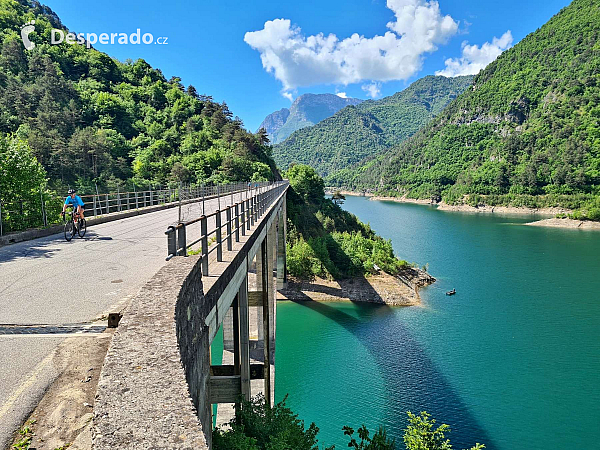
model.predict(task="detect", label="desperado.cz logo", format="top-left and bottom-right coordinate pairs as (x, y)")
top-left (20, 21), bottom-right (168, 50)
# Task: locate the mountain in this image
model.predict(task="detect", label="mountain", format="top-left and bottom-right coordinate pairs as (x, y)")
top-left (0, 0), bottom-right (278, 194)
top-left (258, 93), bottom-right (362, 144)
top-left (331, 0), bottom-right (600, 211)
top-left (273, 75), bottom-right (473, 177)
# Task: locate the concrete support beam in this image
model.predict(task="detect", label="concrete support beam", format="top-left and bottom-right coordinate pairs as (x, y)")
top-left (261, 236), bottom-right (273, 406)
top-left (209, 375), bottom-right (241, 403)
top-left (238, 275), bottom-right (251, 400)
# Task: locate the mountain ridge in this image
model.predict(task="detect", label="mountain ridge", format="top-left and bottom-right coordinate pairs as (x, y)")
top-left (273, 75), bottom-right (474, 177)
top-left (328, 0), bottom-right (600, 216)
top-left (258, 93), bottom-right (362, 144)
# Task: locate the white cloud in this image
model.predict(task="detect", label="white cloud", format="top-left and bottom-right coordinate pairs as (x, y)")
top-left (435, 31), bottom-right (513, 77)
top-left (362, 82), bottom-right (381, 98)
top-left (244, 0), bottom-right (458, 99)
top-left (336, 92), bottom-right (348, 98)
top-left (282, 91), bottom-right (294, 102)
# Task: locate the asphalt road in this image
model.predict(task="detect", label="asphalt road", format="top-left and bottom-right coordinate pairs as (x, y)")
top-left (0, 190), bottom-right (250, 448)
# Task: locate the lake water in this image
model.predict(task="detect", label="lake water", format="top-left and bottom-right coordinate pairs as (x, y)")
top-left (275, 196), bottom-right (600, 449)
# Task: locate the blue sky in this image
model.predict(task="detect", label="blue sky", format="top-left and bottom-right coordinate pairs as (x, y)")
top-left (43, 0), bottom-right (571, 131)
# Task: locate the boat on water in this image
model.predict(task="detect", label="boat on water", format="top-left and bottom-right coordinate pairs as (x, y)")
top-left (446, 289), bottom-right (456, 296)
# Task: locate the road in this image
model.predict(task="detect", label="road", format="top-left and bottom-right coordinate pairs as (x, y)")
top-left (0, 190), bottom-right (251, 448)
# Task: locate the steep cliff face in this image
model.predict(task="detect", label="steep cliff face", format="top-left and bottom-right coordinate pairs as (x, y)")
top-left (258, 93), bottom-right (362, 144)
top-left (330, 0), bottom-right (600, 203)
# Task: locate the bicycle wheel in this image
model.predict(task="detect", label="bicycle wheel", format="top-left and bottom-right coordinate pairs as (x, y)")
top-left (64, 220), bottom-right (74, 241)
top-left (78, 218), bottom-right (87, 237)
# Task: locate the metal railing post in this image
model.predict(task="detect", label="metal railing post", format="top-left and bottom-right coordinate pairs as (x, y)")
top-left (216, 210), bottom-right (222, 262)
top-left (226, 206), bottom-right (232, 251)
top-left (106, 193), bottom-right (109, 214)
top-left (247, 198), bottom-right (252, 229)
top-left (240, 201), bottom-right (246, 236)
top-left (0, 201), bottom-right (3, 236)
top-left (135, 186), bottom-right (138, 209)
top-left (177, 224), bottom-right (187, 256)
top-left (201, 215), bottom-right (208, 276)
top-left (234, 204), bottom-right (240, 242)
top-left (253, 195), bottom-right (258, 222)
top-left (166, 226), bottom-right (176, 259)
top-left (126, 192), bottom-right (130, 211)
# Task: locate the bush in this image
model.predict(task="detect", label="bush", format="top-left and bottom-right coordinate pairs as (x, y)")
top-left (212, 394), bottom-right (332, 450)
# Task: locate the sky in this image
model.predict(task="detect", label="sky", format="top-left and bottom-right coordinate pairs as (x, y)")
top-left (41, 0), bottom-right (572, 131)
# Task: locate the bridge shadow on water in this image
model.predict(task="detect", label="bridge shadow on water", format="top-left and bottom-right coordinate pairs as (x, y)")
top-left (284, 190), bottom-right (495, 448)
top-left (290, 297), bottom-right (497, 449)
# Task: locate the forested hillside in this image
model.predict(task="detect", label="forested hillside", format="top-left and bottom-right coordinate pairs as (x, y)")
top-left (332, 0), bottom-right (600, 218)
top-left (258, 93), bottom-right (362, 144)
top-left (273, 75), bottom-right (473, 178)
top-left (0, 0), bottom-right (278, 196)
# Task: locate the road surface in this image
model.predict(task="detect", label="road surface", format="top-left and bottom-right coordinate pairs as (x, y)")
top-left (0, 190), bottom-right (251, 447)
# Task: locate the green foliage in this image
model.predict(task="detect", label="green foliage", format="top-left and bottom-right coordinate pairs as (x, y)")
top-left (212, 394), bottom-right (332, 450)
top-left (287, 164), bottom-right (325, 202)
top-left (331, 0), bottom-right (600, 219)
top-left (0, 133), bottom-right (48, 231)
top-left (343, 425), bottom-right (396, 450)
top-left (403, 412), bottom-right (484, 450)
top-left (0, 0), bottom-right (278, 197)
top-left (285, 165), bottom-right (409, 280)
top-left (274, 76), bottom-right (473, 178)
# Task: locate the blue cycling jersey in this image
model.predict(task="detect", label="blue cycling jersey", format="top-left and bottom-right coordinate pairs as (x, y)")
top-left (65, 195), bottom-right (84, 208)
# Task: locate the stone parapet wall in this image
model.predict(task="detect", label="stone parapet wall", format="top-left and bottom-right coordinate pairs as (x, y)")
top-left (93, 255), bottom-right (209, 449)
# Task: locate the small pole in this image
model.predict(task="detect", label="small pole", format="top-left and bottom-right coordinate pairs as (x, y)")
top-left (202, 183), bottom-right (205, 215)
top-left (95, 183), bottom-right (101, 215)
top-left (40, 184), bottom-right (47, 227)
top-left (235, 204), bottom-right (239, 242)
top-left (177, 224), bottom-right (187, 256)
top-left (217, 184), bottom-right (221, 211)
top-left (106, 193), bottom-right (109, 214)
top-left (134, 185), bottom-right (138, 209)
top-left (0, 201), bottom-right (3, 236)
top-left (226, 206), bottom-right (232, 251)
top-left (240, 201), bottom-right (246, 236)
top-left (117, 186), bottom-right (121, 212)
top-left (201, 215), bottom-right (208, 276)
top-left (216, 209), bottom-right (222, 262)
top-left (178, 182), bottom-right (182, 223)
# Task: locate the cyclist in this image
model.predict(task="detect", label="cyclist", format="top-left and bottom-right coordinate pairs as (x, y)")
top-left (61, 189), bottom-right (85, 224)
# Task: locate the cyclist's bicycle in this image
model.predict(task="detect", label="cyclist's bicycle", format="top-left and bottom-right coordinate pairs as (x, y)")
top-left (63, 209), bottom-right (86, 241)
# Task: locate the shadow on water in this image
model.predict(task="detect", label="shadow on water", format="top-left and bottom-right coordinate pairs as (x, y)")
top-left (284, 189), bottom-right (495, 447)
top-left (289, 291), bottom-right (496, 450)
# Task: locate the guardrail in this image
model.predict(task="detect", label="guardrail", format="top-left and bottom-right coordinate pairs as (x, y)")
top-left (165, 181), bottom-right (288, 275)
top-left (0, 181), bottom-right (271, 237)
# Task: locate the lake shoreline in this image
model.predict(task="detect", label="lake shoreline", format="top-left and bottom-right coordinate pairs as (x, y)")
top-left (277, 268), bottom-right (435, 306)
top-left (525, 217), bottom-right (600, 230)
top-left (326, 189), bottom-right (569, 217)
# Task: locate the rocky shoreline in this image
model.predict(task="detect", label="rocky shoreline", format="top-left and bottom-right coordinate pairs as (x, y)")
top-left (525, 217), bottom-right (600, 230)
top-left (326, 189), bottom-right (577, 222)
top-left (277, 268), bottom-right (435, 306)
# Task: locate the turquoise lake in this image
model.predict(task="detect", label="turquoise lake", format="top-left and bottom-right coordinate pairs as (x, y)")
top-left (275, 196), bottom-right (600, 449)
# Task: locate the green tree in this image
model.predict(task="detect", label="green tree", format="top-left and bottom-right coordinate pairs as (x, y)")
top-left (213, 394), bottom-right (332, 450)
top-left (403, 412), bottom-right (484, 450)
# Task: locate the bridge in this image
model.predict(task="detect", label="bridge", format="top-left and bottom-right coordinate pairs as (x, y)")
top-left (0, 181), bottom-right (289, 449)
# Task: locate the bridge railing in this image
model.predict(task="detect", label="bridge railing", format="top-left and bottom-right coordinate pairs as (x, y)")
top-left (165, 181), bottom-right (288, 275)
top-left (0, 181), bottom-right (270, 236)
